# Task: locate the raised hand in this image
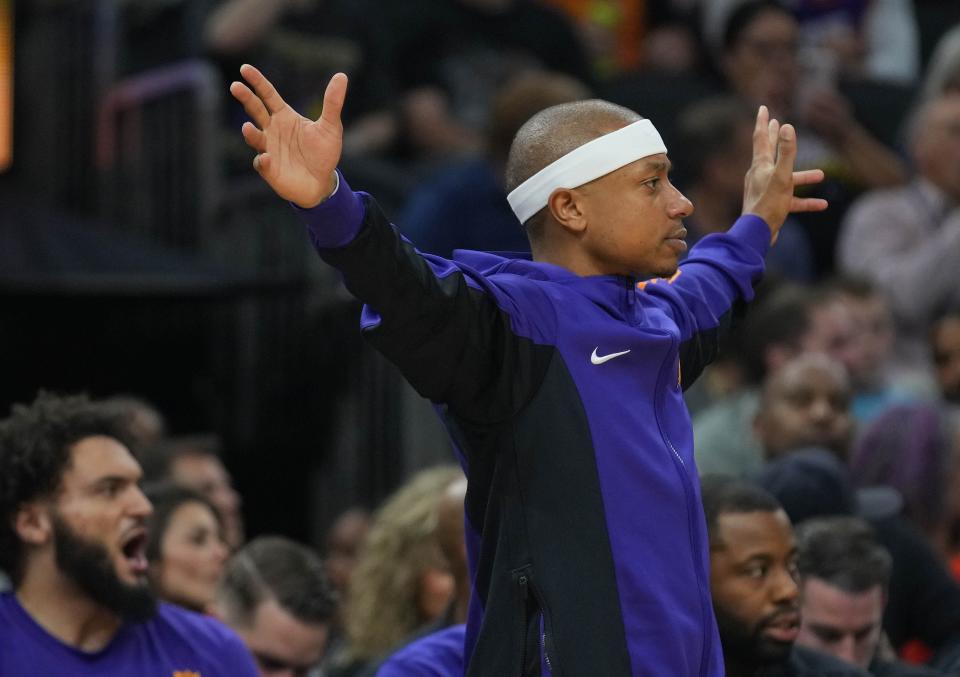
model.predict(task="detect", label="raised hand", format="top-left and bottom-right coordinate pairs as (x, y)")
top-left (741, 105), bottom-right (828, 244)
top-left (230, 64), bottom-right (347, 208)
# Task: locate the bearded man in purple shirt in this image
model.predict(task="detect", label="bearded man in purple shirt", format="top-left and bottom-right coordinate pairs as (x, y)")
top-left (0, 393), bottom-right (257, 677)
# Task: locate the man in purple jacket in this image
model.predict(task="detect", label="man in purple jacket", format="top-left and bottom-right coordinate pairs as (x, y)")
top-left (0, 393), bottom-right (258, 676)
top-left (231, 64), bottom-right (826, 676)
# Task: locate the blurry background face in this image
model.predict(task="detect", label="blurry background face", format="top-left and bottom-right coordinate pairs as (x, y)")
top-left (756, 356), bottom-right (854, 460)
top-left (324, 508), bottom-right (369, 598)
top-left (796, 578), bottom-right (884, 669)
top-left (235, 598), bottom-right (329, 677)
top-left (724, 8), bottom-right (799, 115)
top-left (710, 510), bottom-right (800, 666)
top-left (915, 96), bottom-right (960, 202)
top-left (51, 436), bottom-right (155, 620)
top-left (416, 543), bottom-right (456, 623)
top-left (933, 316), bottom-right (960, 403)
top-left (169, 452), bottom-right (244, 549)
top-left (840, 294), bottom-right (894, 391)
top-left (152, 500), bottom-right (228, 612)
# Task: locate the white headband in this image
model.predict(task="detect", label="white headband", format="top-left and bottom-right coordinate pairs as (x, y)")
top-left (507, 119), bottom-right (667, 224)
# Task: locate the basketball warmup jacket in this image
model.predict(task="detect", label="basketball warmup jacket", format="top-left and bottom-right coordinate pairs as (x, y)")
top-left (303, 172), bottom-right (770, 676)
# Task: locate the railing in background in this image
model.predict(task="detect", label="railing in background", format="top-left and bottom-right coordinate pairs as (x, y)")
top-left (96, 59), bottom-right (220, 251)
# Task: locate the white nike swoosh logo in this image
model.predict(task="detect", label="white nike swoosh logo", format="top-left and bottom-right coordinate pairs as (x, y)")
top-left (591, 347), bottom-right (631, 365)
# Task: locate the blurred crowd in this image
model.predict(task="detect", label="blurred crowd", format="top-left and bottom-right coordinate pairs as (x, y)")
top-left (5, 0), bottom-right (960, 675)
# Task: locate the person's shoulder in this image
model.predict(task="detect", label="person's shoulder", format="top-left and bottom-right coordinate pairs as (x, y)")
top-left (789, 645), bottom-right (871, 676)
top-left (377, 625), bottom-right (465, 677)
top-left (150, 604), bottom-right (256, 673)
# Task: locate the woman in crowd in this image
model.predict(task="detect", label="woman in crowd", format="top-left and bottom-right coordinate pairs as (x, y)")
top-left (146, 483), bottom-right (230, 614)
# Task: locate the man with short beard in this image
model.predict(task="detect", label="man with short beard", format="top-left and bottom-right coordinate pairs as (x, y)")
top-left (701, 475), bottom-right (868, 676)
top-left (0, 393), bottom-right (257, 676)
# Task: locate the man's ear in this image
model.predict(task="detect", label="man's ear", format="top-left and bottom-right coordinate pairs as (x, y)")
top-left (14, 502), bottom-right (53, 547)
top-left (547, 188), bottom-right (588, 235)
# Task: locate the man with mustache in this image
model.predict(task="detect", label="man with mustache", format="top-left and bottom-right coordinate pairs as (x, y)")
top-left (0, 393), bottom-right (257, 676)
top-left (702, 475), bottom-right (867, 676)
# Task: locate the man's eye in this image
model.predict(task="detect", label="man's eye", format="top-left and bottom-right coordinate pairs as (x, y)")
top-left (644, 179), bottom-right (659, 191)
top-left (745, 565), bottom-right (766, 579)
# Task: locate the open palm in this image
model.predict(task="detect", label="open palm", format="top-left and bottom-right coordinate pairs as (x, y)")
top-left (230, 64), bottom-right (347, 208)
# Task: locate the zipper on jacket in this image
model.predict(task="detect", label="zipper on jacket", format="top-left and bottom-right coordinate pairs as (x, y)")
top-left (513, 567), bottom-right (557, 676)
top-left (651, 336), bottom-right (714, 677)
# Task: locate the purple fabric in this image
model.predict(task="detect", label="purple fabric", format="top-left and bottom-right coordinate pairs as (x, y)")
top-left (299, 180), bottom-right (770, 675)
top-left (0, 592), bottom-right (258, 676)
top-left (293, 171), bottom-right (366, 249)
top-left (376, 625), bottom-right (466, 677)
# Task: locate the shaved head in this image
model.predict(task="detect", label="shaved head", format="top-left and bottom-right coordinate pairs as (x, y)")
top-left (505, 100), bottom-right (642, 234)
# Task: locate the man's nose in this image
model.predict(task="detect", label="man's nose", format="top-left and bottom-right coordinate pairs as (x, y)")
top-left (771, 567), bottom-right (799, 604)
top-left (668, 186), bottom-right (694, 219)
top-left (834, 635), bottom-right (857, 665)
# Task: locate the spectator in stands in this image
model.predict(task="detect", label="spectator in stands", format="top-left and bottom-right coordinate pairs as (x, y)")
top-left (701, 475), bottom-right (867, 676)
top-left (694, 287), bottom-right (856, 476)
top-left (675, 97), bottom-right (814, 283)
top-left (921, 26), bottom-right (960, 102)
top-left (721, 0), bottom-right (905, 191)
top-left (100, 394), bottom-right (167, 455)
top-left (324, 506), bottom-right (369, 603)
top-left (795, 516), bottom-right (942, 676)
top-left (851, 404), bottom-right (960, 566)
top-left (214, 535), bottom-right (337, 677)
top-left (931, 311), bottom-right (960, 408)
top-left (145, 483), bottom-right (229, 614)
top-left (754, 352), bottom-right (854, 463)
top-left (0, 393), bottom-right (257, 675)
top-left (354, 0), bottom-right (594, 162)
top-left (326, 466), bottom-right (463, 677)
top-left (758, 449), bottom-right (960, 669)
top-left (837, 94), bottom-right (960, 364)
top-left (399, 69), bottom-right (589, 258)
top-left (375, 477), bottom-right (469, 677)
top-left (144, 434), bottom-right (245, 549)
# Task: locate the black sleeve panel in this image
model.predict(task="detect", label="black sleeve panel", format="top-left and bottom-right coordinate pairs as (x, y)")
top-left (317, 195), bottom-right (552, 425)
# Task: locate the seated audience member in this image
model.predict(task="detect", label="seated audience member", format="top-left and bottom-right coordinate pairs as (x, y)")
top-left (837, 94), bottom-right (960, 364)
top-left (326, 466), bottom-right (463, 677)
top-left (820, 277), bottom-right (931, 422)
top-left (701, 475), bottom-right (868, 676)
top-left (921, 25), bottom-right (960, 102)
top-left (851, 404), bottom-right (960, 565)
top-left (931, 311), bottom-right (960, 410)
top-left (694, 284), bottom-right (818, 476)
top-left (324, 507), bottom-right (370, 602)
top-left (99, 394), bottom-right (168, 454)
top-left (398, 69), bottom-right (589, 258)
top-left (753, 352), bottom-right (854, 463)
top-left (721, 1), bottom-right (905, 191)
top-left (675, 96), bottom-right (814, 283)
top-left (145, 483), bottom-right (229, 614)
top-left (795, 517), bottom-right (943, 676)
top-left (759, 450), bottom-right (960, 670)
top-left (0, 393), bottom-right (257, 676)
top-left (213, 536), bottom-right (337, 677)
top-left (375, 477), bottom-right (469, 677)
top-left (143, 434), bottom-right (245, 549)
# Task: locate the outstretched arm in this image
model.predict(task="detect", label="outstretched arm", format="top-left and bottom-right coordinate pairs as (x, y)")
top-left (230, 64), bottom-right (345, 208)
